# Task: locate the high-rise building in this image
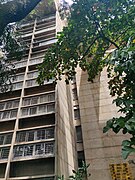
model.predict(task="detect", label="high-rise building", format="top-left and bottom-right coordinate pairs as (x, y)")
top-left (0, 1), bottom-right (135, 180)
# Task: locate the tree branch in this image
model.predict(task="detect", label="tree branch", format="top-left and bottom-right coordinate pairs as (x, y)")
top-left (0, 0), bottom-right (42, 36)
top-left (80, 36), bottom-right (100, 60)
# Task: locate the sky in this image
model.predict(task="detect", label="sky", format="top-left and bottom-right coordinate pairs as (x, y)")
top-left (65, 0), bottom-right (73, 5)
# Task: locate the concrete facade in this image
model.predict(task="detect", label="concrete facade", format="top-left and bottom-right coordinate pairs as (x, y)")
top-left (75, 67), bottom-right (135, 180)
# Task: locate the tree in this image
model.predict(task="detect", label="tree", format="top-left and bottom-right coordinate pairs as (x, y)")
top-left (58, 162), bottom-right (90, 180)
top-left (37, 0), bottom-right (135, 158)
top-left (0, 0), bottom-right (43, 89)
top-left (103, 39), bottom-right (135, 159)
top-left (0, 0), bottom-right (42, 36)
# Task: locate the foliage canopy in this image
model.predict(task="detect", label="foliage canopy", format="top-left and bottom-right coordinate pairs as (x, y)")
top-left (38, 0), bottom-right (135, 83)
top-left (37, 0), bottom-right (135, 158)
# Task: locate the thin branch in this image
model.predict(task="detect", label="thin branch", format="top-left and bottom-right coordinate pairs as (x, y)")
top-left (80, 36), bottom-right (100, 60)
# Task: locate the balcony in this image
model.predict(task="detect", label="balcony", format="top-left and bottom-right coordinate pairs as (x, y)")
top-left (21, 103), bottom-right (55, 117)
top-left (16, 127), bottom-right (54, 143)
top-left (29, 57), bottom-right (43, 65)
top-left (25, 78), bottom-right (54, 88)
top-left (13, 142), bottom-right (54, 160)
top-left (0, 109), bottom-right (18, 121)
top-left (14, 60), bottom-right (27, 69)
top-left (0, 99), bottom-right (19, 111)
top-left (22, 92), bottom-right (55, 106)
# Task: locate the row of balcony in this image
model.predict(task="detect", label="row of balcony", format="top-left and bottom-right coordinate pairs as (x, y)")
top-left (0, 127), bottom-right (54, 146)
top-left (0, 142), bottom-right (54, 160)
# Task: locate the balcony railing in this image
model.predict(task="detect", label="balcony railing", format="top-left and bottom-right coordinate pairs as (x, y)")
top-left (16, 128), bottom-right (54, 143)
top-left (0, 109), bottom-right (18, 120)
top-left (0, 99), bottom-right (19, 111)
top-left (21, 103), bottom-right (55, 117)
top-left (29, 58), bottom-right (43, 65)
top-left (14, 60), bottom-right (27, 69)
top-left (22, 93), bottom-right (55, 106)
top-left (13, 142), bottom-right (54, 159)
top-left (25, 79), bottom-right (53, 88)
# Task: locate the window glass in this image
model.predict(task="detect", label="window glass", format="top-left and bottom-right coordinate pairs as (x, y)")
top-left (13, 100), bottom-right (19, 107)
top-left (31, 97), bottom-right (38, 105)
top-left (76, 126), bottom-right (83, 142)
top-left (2, 111), bottom-right (10, 119)
top-left (16, 131), bottom-right (26, 142)
top-left (0, 135), bottom-right (4, 145)
top-left (38, 105), bottom-right (46, 113)
top-left (74, 108), bottom-right (80, 120)
top-left (0, 103), bottom-right (5, 110)
top-left (21, 108), bottom-right (29, 116)
top-left (30, 107), bottom-right (37, 115)
top-left (23, 98), bottom-right (31, 106)
top-left (47, 104), bottom-right (55, 112)
top-left (0, 147), bottom-right (10, 159)
top-left (10, 110), bottom-right (17, 118)
top-left (6, 101), bottom-right (12, 109)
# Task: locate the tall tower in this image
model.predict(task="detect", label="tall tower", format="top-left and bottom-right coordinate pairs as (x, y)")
top-left (0, 3), bottom-right (76, 178)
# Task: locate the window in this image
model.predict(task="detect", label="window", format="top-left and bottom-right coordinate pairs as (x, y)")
top-left (38, 105), bottom-right (47, 114)
top-left (76, 126), bottom-right (83, 142)
top-left (45, 142), bottom-right (54, 155)
top-left (31, 97), bottom-right (38, 105)
top-left (10, 110), bottom-right (17, 118)
top-left (4, 134), bottom-right (12, 144)
top-left (48, 93), bottom-right (55, 101)
top-left (0, 136), bottom-right (4, 145)
top-left (5, 102), bottom-right (12, 109)
top-left (27, 71), bottom-right (38, 79)
top-left (21, 108), bottom-right (29, 116)
top-left (13, 100), bottom-right (19, 107)
top-left (78, 151), bottom-right (85, 168)
top-left (72, 88), bottom-right (78, 100)
top-left (30, 107), bottom-right (37, 115)
top-left (2, 111), bottom-right (10, 119)
top-left (22, 93), bottom-right (55, 106)
top-left (39, 95), bottom-right (48, 103)
top-left (21, 103), bottom-right (55, 117)
top-left (46, 128), bottom-right (54, 139)
top-left (29, 58), bottom-right (42, 65)
top-left (23, 98), bottom-right (31, 106)
top-left (18, 74), bottom-right (24, 81)
top-left (26, 80), bottom-right (33, 87)
top-left (26, 79), bottom-right (37, 87)
top-left (0, 147), bottom-right (10, 159)
top-left (27, 131), bottom-right (34, 141)
top-left (0, 100), bottom-right (19, 110)
top-left (13, 82), bottom-right (23, 90)
top-left (13, 74), bottom-right (24, 82)
top-left (0, 103), bottom-right (5, 110)
top-left (47, 104), bottom-right (55, 112)
top-left (74, 108), bottom-right (80, 120)
top-left (16, 131), bottom-right (26, 142)
top-left (36, 129), bottom-right (46, 140)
